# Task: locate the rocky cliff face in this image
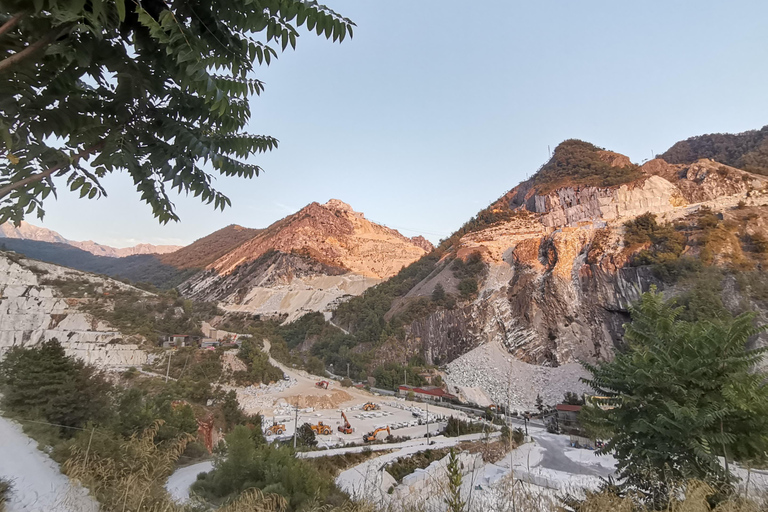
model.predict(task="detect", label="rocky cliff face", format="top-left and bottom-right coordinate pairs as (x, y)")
top-left (0, 252), bottom-right (148, 367)
top-left (180, 200), bottom-right (431, 320)
top-left (382, 145), bottom-right (768, 409)
top-left (0, 221), bottom-right (182, 257)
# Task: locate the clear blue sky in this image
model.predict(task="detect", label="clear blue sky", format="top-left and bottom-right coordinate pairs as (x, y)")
top-left (37, 0), bottom-right (768, 247)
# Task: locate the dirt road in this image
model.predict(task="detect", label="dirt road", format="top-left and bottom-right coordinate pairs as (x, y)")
top-left (0, 416), bottom-right (98, 512)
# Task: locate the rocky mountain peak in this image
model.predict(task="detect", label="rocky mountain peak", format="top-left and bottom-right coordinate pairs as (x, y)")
top-left (323, 198), bottom-right (355, 212)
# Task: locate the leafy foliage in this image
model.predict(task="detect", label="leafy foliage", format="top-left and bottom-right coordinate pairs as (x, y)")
top-left (192, 425), bottom-right (338, 509)
top-left (531, 139), bottom-right (642, 194)
top-left (660, 125), bottom-right (768, 175)
top-left (372, 363), bottom-right (427, 392)
top-left (81, 287), bottom-right (220, 343)
top-left (0, 339), bottom-right (111, 431)
top-left (236, 339), bottom-right (284, 385)
top-left (384, 448), bottom-right (450, 483)
top-left (624, 212), bottom-right (685, 267)
top-left (0, 0), bottom-right (353, 224)
top-left (582, 289), bottom-right (768, 503)
top-left (443, 416), bottom-right (485, 437)
top-left (444, 449), bottom-right (466, 512)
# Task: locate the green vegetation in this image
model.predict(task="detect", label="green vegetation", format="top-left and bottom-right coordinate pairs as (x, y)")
top-left (80, 287), bottom-right (220, 344)
top-left (444, 449), bottom-right (466, 512)
top-left (0, 340), bottom-right (111, 432)
top-left (443, 416), bottom-right (485, 437)
top-left (372, 363), bottom-right (427, 391)
top-left (582, 289), bottom-right (768, 505)
top-left (333, 254), bottom-right (443, 344)
top-left (384, 447), bottom-right (451, 483)
top-left (235, 339), bottom-right (284, 385)
top-left (660, 125), bottom-right (768, 175)
top-left (531, 139), bottom-right (643, 194)
top-left (624, 212), bottom-right (685, 268)
top-left (192, 426), bottom-right (343, 510)
top-left (1, 0), bottom-right (353, 225)
top-left (0, 477), bottom-right (11, 512)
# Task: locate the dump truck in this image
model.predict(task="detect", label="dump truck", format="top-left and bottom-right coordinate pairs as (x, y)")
top-left (338, 411), bottom-right (353, 434)
top-left (362, 402), bottom-right (380, 411)
top-left (363, 426), bottom-right (391, 443)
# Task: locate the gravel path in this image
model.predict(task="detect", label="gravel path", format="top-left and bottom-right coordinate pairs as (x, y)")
top-left (0, 416), bottom-right (98, 512)
top-left (165, 460), bottom-right (213, 504)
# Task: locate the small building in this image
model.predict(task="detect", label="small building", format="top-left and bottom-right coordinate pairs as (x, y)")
top-left (200, 338), bottom-right (219, 349)
top-left (171, 334), bottom-right (192, 347)
top-left (556, 404), bottom-right (582, 432)
top-left (398, 385), bottom-right (456, 402)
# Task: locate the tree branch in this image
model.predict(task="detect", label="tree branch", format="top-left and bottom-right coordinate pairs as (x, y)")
top-left (0, 12), bottom-right (26, 38)
top-left (0, 141), bottom-right (106, 200)
top-left (0, 24), bottom-right (71, 74)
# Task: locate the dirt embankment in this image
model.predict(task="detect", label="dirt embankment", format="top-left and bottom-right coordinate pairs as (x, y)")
top-left (283, 390), bottom-right (353, 409)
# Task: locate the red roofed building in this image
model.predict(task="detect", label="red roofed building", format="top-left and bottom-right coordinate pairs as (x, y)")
top-left (398, 385), bottom-right (456, 402)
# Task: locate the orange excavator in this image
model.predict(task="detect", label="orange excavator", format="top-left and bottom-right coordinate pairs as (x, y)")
top-left (315, 380), bottom-right (329, 389)
top-left (363, 426), bottom-right (391, 443)
top-left (362, 402), bottom-right (380, 411)
top-left (309, 421), bottom-right (333, 435)
top-left (338, 411), bottom-right (353, 434)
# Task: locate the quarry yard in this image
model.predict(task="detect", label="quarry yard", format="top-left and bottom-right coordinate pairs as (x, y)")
top-left (233, 342), bottom-right (473, 445)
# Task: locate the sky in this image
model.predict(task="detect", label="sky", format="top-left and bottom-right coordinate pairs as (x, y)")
top-left (34, 0), bottom-right (768, 247)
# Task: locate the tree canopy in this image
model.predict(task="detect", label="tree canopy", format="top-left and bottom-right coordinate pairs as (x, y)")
top-left (582, 289), bottom-right (768, 503)
top-left (0, 0), bottom-right (353, 224)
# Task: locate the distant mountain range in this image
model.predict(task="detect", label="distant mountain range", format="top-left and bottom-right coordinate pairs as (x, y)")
top-left (0, 200), bottom-right (432, 320)
top-left (0, 221), bottom-right (182, 257)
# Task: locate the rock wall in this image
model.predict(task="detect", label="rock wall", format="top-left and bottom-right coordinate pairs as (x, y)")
top-left (0, 253), bottom-right (147, 367)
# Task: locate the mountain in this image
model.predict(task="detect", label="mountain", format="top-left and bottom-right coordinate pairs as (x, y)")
top-left (1, 200), bottom-right (432, 321)
top-left (659, 125), bottom-right (768, 175)
top-left (179, 199), bottom-right (433, 321)
top-left (327, 135), bottom-right (768, 409)
top-left (0, 221), bottom-right (182, 257)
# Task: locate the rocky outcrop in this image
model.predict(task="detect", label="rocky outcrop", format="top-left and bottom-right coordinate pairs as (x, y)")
top-left (0, 253), bottom-right (147, 367)
top-left (384, 143), bottom-right (768, 407)
top-left (181, 251), bottom-right (380, 322)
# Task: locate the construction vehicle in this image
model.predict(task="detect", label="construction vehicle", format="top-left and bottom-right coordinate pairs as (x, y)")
top-left (362, 402), bottom-right (380, 411)
top-left (265, 421), bottom-right (285, 436)
top-left (309, 421), bottom-right (333, 435)
top-left (338, 411), bottom-right (353, 434)
top-left (315, 380), bottom-right (329, 389)
top-left (363, 426), bottom-right (391, 443)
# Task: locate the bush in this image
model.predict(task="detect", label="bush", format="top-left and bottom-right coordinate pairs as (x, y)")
top-left (385, 448), bottom-right (451, 482)
top-left (0, 478), bottom-right (11, 512)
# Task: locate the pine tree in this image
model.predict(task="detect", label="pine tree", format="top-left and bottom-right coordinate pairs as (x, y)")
top-left (443, 448), bottom-right (465, 512)
top-left (535, 394), bottom-right (544, 413)
top-left (582, 288), bottom-right (768, 502)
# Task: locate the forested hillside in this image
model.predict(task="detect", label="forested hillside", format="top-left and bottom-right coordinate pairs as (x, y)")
top-left (660, 125), bottom-right (768, 174)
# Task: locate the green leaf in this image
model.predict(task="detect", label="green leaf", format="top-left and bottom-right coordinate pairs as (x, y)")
top-left (115, 0), bottom-right (126, 22)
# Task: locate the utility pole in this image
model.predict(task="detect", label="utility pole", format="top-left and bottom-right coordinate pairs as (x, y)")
top-left (293, 402), bottom-right (299, 449)
top-left (426, 401), bottom-right (430, 445)
top-left (347, 363), bottom-right (350, 379)
top-left (507, 359), bottom-right (512, 428)
top-left (165, 351), bottom-right (172, 383)
top-left (404, 369), bottom-right (407, 387)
